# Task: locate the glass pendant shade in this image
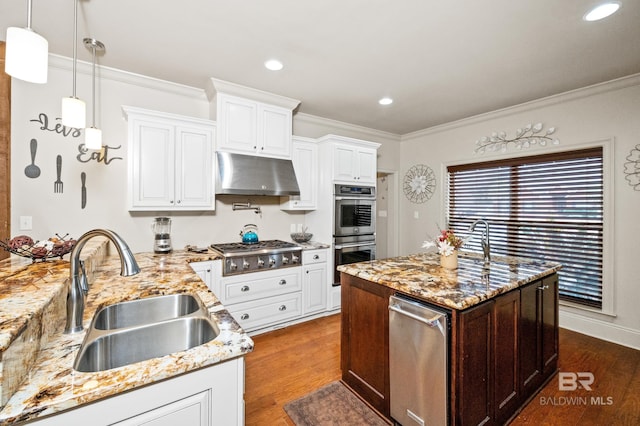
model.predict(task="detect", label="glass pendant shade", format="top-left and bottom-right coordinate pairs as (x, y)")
top-left (84, 127), bottom-right (102, 150)
top-left (61, 96), bottom-right (86, 129)
top-left (4, 27), bottom-right (48, 84)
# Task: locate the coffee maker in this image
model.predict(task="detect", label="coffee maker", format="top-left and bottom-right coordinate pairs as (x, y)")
top-left (152, 217), bottom-right (172, 253)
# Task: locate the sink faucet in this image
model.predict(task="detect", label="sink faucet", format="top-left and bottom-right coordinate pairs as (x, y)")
top-left (64, 229), bottom-right (140, 334)
top-left (468, 219), bottom-right (491, 262)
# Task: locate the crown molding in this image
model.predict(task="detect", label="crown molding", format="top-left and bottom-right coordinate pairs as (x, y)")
top-left (294, 112), bottom-right (400, 143)
top-left (402, 73), bottom-right (640, 142)
top-left (48, 54), bottom-right (208, 101)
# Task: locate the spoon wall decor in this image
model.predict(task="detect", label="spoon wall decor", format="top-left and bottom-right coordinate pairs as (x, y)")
top-left (24, 139), bottom-right (41, 179)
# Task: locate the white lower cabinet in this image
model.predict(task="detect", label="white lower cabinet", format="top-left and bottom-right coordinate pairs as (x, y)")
top-left (217, 267), bottom-right (303, 333)
top-left (189, 260), bottom-right (219, 291)
top-left (302, 249), bottom-right (328, 315)
top-left (229, 292), bottom-right (303, 331)
top-left (32, 357), bottom-right (244, 426)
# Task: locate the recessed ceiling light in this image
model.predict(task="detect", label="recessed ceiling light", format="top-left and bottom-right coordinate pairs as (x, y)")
top-left (379, 97), bottom-right (393, 106)
top-left (584, 2), bottom-right (620, 21)
top-left (264, 59), bottom-right (283, 71)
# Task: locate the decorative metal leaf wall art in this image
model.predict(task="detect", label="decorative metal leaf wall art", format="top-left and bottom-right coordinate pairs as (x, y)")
top-left (474, 123), bottom-right (559, 154)
top-left (624, 144), bottom-right (640, 191)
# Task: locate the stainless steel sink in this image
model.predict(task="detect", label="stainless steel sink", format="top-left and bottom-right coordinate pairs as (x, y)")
top-left (92, 294), bottom-right (203, 330)
top-left (74, 317), bottom-right (220, 372)
top-left (73, 293), bottom-right (220, 372)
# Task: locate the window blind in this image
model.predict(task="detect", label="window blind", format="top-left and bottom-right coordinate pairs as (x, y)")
top-left (447, 148), bottom-right (603, 308)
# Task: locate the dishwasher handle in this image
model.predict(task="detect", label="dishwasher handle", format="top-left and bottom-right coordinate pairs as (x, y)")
top-left (389, 303), bottom-right (444, 328)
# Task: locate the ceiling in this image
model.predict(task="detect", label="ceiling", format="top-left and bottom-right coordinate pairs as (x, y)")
top-left (2, 0), bottom-right (640, 135)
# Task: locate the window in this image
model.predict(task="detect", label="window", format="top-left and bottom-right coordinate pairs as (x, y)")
top-left (447, 148), bottom-right (604, 308)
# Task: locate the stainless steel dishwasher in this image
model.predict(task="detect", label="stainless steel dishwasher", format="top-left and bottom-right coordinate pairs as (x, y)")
top-left (389, 294), bottom-right (449, 426)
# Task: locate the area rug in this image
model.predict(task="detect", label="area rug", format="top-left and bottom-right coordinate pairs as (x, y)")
top-left (283, 381), bottom-right (389, 426)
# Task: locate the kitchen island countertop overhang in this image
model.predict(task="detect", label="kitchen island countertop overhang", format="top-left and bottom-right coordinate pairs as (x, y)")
top-left (337, 250), bottom-right (562, 310)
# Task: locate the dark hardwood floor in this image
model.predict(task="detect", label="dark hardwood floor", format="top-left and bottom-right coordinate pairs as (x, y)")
top-left (244, 313), bottom-right (640, 425)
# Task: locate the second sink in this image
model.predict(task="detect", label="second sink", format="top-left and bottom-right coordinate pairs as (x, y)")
top-left (93, 293), bottom-right (203, 330)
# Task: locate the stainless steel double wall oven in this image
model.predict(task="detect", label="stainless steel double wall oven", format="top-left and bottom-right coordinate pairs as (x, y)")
top-left (333, 184), bottom-right (376, 286)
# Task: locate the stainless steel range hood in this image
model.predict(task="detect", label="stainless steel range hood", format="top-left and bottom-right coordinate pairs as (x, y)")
top-left (215, 152), bottom-right (300, 196)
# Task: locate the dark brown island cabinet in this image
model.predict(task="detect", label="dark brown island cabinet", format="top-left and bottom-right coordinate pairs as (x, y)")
top-left (340, 272), bottom-right (559, 426)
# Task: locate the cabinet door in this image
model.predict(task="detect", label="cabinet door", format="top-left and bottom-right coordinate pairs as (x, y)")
top-left (189, 261), bottom-right (214, 291)
top-left (456, 300), bottom-right (493, 426)
top-left (258, 104), bottom-right (292, 158)
top-left (519, 281), bottom-right (542, 396)
top-left (333, 144), bottom-right (357, 182)
top-left (176, 126), bottom-right (213, 208)
top-left (540, 274), bottom-right (559, 379)
top-left (493, 290), bottom-right (520, 424)
top-left (341, 274), bottom-right (393, 417)
top-left (355, 148), bottom-right (377, 184)
top-left (283, 139), bottom-right (317, 210)
top-left (131, 119), bottom-right (176, 208)
top-left (303, 264), bottom-right (327, 315)
top-left (217, 94), bottom-right (257, 154)
top-left (113, 390), bottom-right (209, 426)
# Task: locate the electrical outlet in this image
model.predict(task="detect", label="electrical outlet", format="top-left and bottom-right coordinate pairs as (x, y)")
top-left (414, 211), bottom-right (419, 219)
top-left (19, 216), bottom-right (33, 230)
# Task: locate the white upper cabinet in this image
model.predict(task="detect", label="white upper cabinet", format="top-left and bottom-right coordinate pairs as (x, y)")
top-left (123, 106), bottom-right (215, 211)
top-left (320, 136), bottom-right (380, 185)
top-left (207, 78), bottom-right (300, 159)
top-left (281, 136), bottom-right (318, 210)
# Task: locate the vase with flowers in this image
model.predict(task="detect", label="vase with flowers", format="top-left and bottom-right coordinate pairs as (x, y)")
top-left (422, 229), bottom-right (465, 270)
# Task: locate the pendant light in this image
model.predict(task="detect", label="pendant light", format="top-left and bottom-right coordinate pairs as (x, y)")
top-left (83, 38), bottom-right (104, 150)
top-left (4, 0), bottom-right (48, 84)
top-left (61, 0), bottom-right (85, 129)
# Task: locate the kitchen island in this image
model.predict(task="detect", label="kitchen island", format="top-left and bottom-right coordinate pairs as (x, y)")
top-left (338, 251), bottom-right (561, 426)
top-left (0, 243), bottom-right (253, 425)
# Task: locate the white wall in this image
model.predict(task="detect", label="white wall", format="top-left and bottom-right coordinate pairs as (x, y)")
top-left (399, 74), bottom-right (640, 349)
top-left (10, 55), bottom-right (398, 254)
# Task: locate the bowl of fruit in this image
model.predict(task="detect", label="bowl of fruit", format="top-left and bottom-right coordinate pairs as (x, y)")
top-left (0, 234), bottom-right (76, 262)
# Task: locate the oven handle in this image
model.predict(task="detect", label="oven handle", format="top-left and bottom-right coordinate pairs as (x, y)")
top-left (334, 241), bottom-right (376, 249)
top-left (334, 196), bottom-right (376, 201)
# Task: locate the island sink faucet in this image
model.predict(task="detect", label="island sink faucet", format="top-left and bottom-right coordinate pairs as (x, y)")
top-left (64, 229), bottom-right (140, 334)
top-left (468, 219), bottom-right (491, 262)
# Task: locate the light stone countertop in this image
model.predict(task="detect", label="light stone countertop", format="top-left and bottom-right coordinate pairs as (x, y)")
top-left (337, 250), bottom-right (562, 310)
top-left (0, 248), bottom-right (253, 424)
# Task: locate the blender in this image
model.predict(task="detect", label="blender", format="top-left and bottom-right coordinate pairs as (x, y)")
top-left (152, 217), bottom-right (173, 253)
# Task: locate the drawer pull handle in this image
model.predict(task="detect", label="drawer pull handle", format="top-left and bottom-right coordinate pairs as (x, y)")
top-left (240, 313), bottom-right (249, 320)
top-left (313, 255), bottom-right (320, 260)
top-left (279, 279), bottom-right (287, 285)
top-left (241, 285), bottom-right (250, 292)
top-left (279, 305), bottom-right (287, 311)
top-left (538, 285), bottom-right (550, 291)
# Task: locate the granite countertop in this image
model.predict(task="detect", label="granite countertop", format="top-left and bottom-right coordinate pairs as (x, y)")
top-left (0, 248), bottom-right (253, 424)
top-left (337, 251), bottom-right (562, 310)
top-left (295, 241), bottom-right (330, 250)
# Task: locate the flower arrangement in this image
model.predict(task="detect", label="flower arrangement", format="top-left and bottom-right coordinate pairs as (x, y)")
top-left (422, 229), bottom-right (464, 257)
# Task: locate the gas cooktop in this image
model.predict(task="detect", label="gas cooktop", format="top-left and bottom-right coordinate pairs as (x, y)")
top-left (209, 240), bottom-right (299, 255)
top-left (209, 240), bottom-right (302, 276)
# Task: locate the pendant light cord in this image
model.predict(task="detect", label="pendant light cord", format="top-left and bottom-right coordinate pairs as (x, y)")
top-left (26, 0), bottom-right (33, 29)
top-left (72, 0), bottom-right (78, 98)
top-left (91, 44), bottom-right (96, 126)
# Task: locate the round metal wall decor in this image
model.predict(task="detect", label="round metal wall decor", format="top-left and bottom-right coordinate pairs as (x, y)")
top-left (403, 164), bottom-right (436, 203)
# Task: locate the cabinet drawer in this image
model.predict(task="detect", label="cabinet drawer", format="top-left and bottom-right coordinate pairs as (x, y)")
top-left (221, 270), bottom-right (301, 304)
top-left (303, 249), bottom-right (327, 265)
top-left (229, 293), bottom-right (302, 331)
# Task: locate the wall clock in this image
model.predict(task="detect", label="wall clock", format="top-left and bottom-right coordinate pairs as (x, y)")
top-left (403, 164), bottom-right (436, 203)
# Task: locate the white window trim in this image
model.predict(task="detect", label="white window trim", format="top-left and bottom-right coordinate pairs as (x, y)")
top-left (441, 138), bottom-right (615, 317)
